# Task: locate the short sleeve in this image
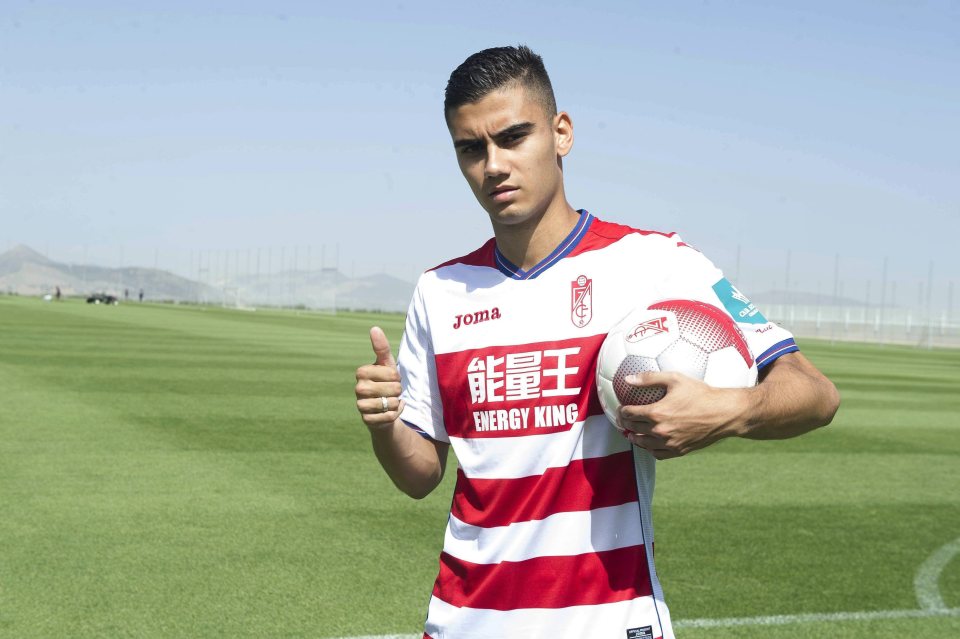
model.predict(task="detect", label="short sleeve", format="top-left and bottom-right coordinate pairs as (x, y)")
top-left (397, 279), bottom-right (449, 442)
top-left (659, 238), bottom-right (799, 370)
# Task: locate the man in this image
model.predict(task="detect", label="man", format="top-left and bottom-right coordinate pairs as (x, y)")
top-left (354, 45), bottom-right (839, 639)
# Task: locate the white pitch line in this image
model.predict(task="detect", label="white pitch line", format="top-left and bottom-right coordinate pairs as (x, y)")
top-left (915, 535), bottom-right (960, 611)
top-left (673, 606), bottom-right (960, 629)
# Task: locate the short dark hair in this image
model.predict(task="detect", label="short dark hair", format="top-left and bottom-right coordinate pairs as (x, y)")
top-left (444, 45), bottom-right (557, 120)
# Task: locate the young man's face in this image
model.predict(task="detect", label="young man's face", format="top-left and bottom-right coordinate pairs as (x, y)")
top-left (447, 84), bottom-right (572, 228)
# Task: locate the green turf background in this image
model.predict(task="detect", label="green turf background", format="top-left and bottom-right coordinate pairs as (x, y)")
top-left (1, 296), bottom-right (957, 638)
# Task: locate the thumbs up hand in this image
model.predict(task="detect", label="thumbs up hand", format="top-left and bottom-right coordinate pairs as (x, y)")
top-left (355, 327), bottom-right (405, 429)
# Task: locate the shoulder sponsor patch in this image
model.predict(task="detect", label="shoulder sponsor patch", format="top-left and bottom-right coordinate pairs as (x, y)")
top-left (626, 626), bottom-right (654, 639)
top-left (712, 278), bottom-right (767, 324)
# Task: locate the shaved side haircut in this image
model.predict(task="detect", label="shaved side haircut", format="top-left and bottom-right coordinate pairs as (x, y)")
top-left (444, 45), bottom-right (558, 121)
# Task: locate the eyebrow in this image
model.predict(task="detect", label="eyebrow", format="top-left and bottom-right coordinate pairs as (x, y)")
top-left (453, 121), bottom-right (535, 150)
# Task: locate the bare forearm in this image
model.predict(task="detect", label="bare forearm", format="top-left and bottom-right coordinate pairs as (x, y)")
top-left (733, 352), bottom-right (840, 440)
top-left (369, 420), bottom-right (448, 499)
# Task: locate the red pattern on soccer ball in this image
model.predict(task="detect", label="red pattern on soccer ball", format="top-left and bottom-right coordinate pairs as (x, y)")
top-left (649, 300), bottom-right (753, 368)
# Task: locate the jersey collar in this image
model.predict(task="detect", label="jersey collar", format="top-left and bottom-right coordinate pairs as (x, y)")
top-left (493, 210), bottom-right (594, 280)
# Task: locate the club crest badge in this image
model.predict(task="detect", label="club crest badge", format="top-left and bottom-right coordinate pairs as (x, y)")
top-left (625, 316), bottom-right (670, 342)
top-left (571, 274), bottom-right (593, 328)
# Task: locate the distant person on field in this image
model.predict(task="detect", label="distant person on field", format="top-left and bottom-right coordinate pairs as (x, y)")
top-left (55, 286), bottom-right (61, 301)
top-left (139, 288), bottom-right (144, 302)
top-left (124, 288), bottom-right (129, 301)
top-left (353, 45), bottom-right (840, 639)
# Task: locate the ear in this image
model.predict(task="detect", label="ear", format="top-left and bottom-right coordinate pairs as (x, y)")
top-left (554, 111), bottom-right (574, 158)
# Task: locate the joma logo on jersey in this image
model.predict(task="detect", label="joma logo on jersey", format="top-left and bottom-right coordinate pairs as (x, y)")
top-left (571, 275), bottom-right (593, 328)
top-left (453, 307), bottom-right (501, 330)
top-left (625, 316), bottom-right (669, 343)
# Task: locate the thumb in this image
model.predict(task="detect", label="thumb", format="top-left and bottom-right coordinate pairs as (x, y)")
top-left (370, 326), bottom-right (396, 367)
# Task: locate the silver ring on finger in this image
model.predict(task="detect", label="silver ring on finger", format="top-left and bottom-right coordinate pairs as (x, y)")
top-left (380, 396), bottom-right (389, 413)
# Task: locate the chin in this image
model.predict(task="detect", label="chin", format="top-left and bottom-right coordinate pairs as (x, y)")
top-left (487, 207), bottom-right (533, 226)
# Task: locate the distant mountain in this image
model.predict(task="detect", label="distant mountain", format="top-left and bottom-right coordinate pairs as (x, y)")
top-left (0, 244), bottom-right (219, 301)
top-left (0, 245), bottom-right (415, 311)
top-left (0, 245), bottom-right (54, 274)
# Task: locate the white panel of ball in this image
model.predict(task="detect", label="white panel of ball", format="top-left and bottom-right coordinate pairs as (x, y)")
top-left (702, 347), bottom-right (758, 388)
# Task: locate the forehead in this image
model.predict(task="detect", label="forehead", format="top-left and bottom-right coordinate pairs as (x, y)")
top-left (447, 84), bottom-right (548, 138)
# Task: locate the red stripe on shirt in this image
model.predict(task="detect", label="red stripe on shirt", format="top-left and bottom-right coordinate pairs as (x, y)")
top-left (429, 238), bottom-right (497, 272)
top-left (434, 544), bottom-right (653, 610)
top-left (451, 451), bottom-right (638, 528)
top-left (567, 218), bottom-right (679, 259)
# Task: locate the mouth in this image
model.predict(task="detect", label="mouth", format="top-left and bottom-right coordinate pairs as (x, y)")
top-left (488, 186), bottom-right (518, 203)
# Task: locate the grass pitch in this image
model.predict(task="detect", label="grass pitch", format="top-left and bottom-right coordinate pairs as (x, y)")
top-left (0, 296), bottom-right (958, 638)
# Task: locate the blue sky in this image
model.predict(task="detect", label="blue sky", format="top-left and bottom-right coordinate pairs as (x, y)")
top-left (1, 1), bottom-right (957, 304)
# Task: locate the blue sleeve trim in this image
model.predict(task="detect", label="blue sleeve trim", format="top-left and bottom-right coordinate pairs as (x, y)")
top-left (402, 419), bottom-right (436, 441)
top-left (756, 338), bottom-right (799, 370)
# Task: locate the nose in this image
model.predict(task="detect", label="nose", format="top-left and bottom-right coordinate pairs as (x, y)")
top-left (484, 144), bottom-right (507, 179)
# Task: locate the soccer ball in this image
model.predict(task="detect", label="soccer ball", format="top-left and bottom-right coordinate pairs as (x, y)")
top-left (595, 299), bottom-right (758, 428)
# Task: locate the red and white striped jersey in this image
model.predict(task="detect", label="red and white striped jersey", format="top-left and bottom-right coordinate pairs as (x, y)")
top-left (397, 211), bottom-right (797, 639)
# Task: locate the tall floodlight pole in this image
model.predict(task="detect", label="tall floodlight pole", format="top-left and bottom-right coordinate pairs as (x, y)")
top-left (193, 249), bottom-right (200, 304)
top-left (925, 261), bottom-right (934, 350)
top-left (293, 245), bottom-right (299, 304)
top-left (118, 245), bottom-right (124, 296)
top-left (334, 243), bottom-right (339, 315)
top-left (948, 280), bottom-right (954, 331)
top-left (280, 246), bottom-right (287, 307)
top-left (831, 253), bottom-right (840, 345)
top-left (879, 257), bottom-right (888, 345)
top-left (784, 249), bottom-right (791, 298)
top-left (815, 280), bottom-right (821, 336)
top-left (321, 244), bottom-right (328, 312)
top-left (307, 245), bottom-right (313, 309)
top-left (785, 249), bottom-right (791, 324)
top-left (82, 244), bottom-right (88, 295)
top-left (195, 251), bottom-right (201, 302)
top-left (267, 248), bottom-right (273, 306)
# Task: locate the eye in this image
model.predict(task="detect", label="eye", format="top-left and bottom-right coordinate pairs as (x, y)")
top-left (458, 143), bottom-right (482, 156)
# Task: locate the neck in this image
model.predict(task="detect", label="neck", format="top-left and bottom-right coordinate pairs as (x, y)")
top-left (492, 198), bottom-right (580, 271)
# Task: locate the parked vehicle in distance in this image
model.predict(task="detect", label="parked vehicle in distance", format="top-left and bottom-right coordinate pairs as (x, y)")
top-left (86, 293), bottom-right (119, 305)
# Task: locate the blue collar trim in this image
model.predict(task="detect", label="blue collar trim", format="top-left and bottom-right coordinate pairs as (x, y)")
top-left (494, 210), bottom-right (593, 280)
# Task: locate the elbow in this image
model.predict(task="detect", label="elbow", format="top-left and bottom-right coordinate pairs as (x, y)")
top-left (818, 380), bottom-right (841, 428)
top-left (403, 484), bottom-right (435, 500)
top-left (396, 472), bottom-right (443, 501)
